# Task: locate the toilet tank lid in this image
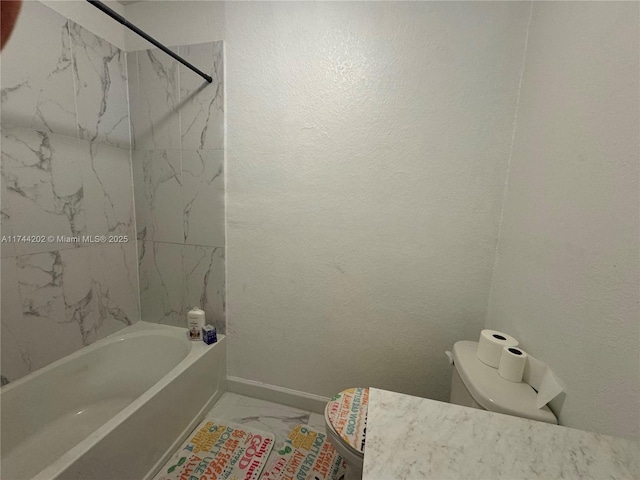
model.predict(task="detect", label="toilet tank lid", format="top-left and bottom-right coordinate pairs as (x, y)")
top-left (452, 341), bottom-right (557, 424)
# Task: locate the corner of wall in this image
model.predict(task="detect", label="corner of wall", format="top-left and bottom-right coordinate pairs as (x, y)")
top-left (40, 0), bottom-right (126, 50)
top-left (484, 2), bottom-right (535, 330)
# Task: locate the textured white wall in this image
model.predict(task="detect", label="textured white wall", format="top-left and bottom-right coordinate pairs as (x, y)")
top-left (41, 0), bottom-right (126, 50)
top-left (123, 0), bottom-right (224, 51)
top-left (223, 2), bottom-right (530, 401)
top-left (123, 1), bottom-right (640, 436)
top-left (486, 2), bottom-right (639, 438)
top-left (123, 1), bottom-right (529, 400)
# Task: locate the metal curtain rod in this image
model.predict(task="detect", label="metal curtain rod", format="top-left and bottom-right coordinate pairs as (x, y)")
top-left (85, 0), bottom-right (213, 83)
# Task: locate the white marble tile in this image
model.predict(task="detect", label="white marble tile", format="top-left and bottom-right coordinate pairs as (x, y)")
top-left (138, 242), bottom-right (224, 330)
top-left (70, 22), bottom-right (130, 148)
top-left (0, 1), bottom-right (77, 137)
top-left (138, 241), bottom-right (184, 326)
top-left (131, 149), bottom-right (145, 240)
top-left (130, 48), bottom-right (180, 150)
top-left (178, 42), bottom-right (224, 150)
top-left (81, 141), bottom-right (135, 239)
top-left (15, 249), bottom-right (87, 371)
top-left (0, 1), bottom-right (141, 386)
top-left (1, 178), bottom-right (16, 258)
top-left (183, 245), bottom-right (225, 334)
top-left (126, 52), bottom-right (140, 150)
top-left (182, 150), bottom-right (224, 247)
top-left (86, 243), bottom-right (139, 342)
top-left (206, 393), bottom-right (311, 449)
top-left (60, 247), bottom-right (98, 345)
top-left (1, 126), bottom-right (85, 255)
top-left (132, 150), bottom-right (183, 244)
top-left (5, 244), bottom-right (139, 383)
top-left (307, 412), bottom-right (327, 432)
top-left (0, 257), bottom-right (30, 383)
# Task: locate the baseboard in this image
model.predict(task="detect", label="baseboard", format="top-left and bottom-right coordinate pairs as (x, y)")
top-left (227, 376), bottom-right (330, 414)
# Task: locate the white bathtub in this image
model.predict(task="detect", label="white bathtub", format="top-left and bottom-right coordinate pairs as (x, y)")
top-left (0, 322), bottom-right (226, 480)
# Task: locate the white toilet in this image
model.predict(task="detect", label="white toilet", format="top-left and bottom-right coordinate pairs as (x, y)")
top-left (324, 340), bottom-right (557, 480)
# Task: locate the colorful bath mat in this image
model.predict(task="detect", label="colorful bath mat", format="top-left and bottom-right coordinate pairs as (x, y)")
top-left (154, 418), bottom-right (275, 480)
top-left (260, 424), bottom-right (345, 480)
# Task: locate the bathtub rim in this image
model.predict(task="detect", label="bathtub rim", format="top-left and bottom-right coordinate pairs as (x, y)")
top-left (1, 322), bottom-right (202, 395)
top-left (1, 321), bottom-right (225, 480)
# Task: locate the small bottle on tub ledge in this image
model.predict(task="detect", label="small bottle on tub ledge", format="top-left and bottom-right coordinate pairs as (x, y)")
top-left (187, 307), bottom-right (205, 341)
top-left (202, 324), bottom-right (217, 345)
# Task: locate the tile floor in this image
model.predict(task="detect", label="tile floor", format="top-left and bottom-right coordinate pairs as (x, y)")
top-left (204, 392), bottom-right (327, 465)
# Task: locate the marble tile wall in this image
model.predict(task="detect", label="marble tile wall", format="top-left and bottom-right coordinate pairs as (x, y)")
top-left (128, 41), bottom-right (225, 334)
top-left (0, 1), bottom-right (139, 383)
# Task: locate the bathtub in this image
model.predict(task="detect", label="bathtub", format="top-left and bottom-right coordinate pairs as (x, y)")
top-left (0, 321), bottom-right (226, 480)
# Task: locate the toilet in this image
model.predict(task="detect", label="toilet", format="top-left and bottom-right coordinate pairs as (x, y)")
top-left (324, 341), bottom-right (557, 480)
top-left (324, 387), bottom-right (368, 480)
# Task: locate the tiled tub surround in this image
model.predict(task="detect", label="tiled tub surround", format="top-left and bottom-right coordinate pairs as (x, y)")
top-left (137, 241), bottom-right (225, 331)
top-left (0, 4), bottom-right (225, 383)
top-left (1, 126), bottom-right (135, 255)
top-left (0, 322), bottom-right (226, 480)
top-left (1, 1), bottom-right (130, 147)
top-left (0, 1), bottom-right (76, 138)
top-left (128, 43), bottom-right (223, 152)
top-left (129, 41), bottom-right (225, 334)
top-left (0, 1), bottom-right (138, 384)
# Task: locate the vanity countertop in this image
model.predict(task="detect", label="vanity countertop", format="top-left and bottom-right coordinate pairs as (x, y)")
top-left (362, 388), bottom-right (639, 479)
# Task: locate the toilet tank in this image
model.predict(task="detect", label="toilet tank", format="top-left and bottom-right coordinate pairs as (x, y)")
top-left (449, 341), bottom-right (557, 424)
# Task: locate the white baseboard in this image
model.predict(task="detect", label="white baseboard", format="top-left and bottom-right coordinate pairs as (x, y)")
top-left (227, 376), bottom-right (330, 414)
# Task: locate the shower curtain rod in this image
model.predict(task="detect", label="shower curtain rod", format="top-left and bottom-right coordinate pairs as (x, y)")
top-left (85, 0), bottom-right (213, 83)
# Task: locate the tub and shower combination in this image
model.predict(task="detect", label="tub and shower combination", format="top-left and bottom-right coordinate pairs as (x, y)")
top-left (1, 322), bottom-right (226, 480)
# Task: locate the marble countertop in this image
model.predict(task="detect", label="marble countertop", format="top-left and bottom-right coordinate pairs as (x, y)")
top-left (362, 388), bottom-right (639, 479)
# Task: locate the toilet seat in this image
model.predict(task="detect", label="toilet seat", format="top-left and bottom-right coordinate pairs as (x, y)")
top-left (324, 387), bottom-right (369, 457)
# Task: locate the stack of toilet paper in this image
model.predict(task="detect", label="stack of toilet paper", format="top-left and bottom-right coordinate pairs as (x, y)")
top-left (476, 330), bottom-right (564, 409)
top-left (476, 329), bottom-right (524, 381)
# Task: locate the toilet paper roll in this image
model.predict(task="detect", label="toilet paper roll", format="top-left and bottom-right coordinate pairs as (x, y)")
top-left (498, 347), bottom-right (528, 382)
top-left (476, 329), bottom-right (519, 368)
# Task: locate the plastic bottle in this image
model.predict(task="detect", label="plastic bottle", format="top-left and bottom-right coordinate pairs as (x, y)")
top-left (187, 307), bottom-right (205, 341)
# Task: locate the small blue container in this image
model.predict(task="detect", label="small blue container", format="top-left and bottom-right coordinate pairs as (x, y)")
top-left (202, 324), bottom-right (217, 345)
